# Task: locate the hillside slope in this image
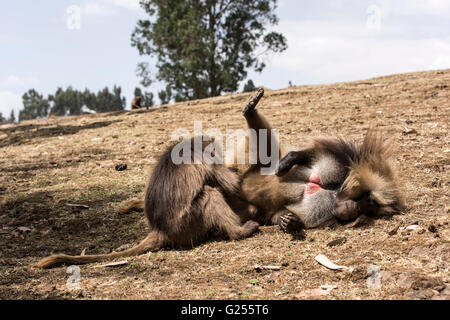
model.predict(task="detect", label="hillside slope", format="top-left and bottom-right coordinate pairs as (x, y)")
top-left (0, 69), bottom-right (449, 299)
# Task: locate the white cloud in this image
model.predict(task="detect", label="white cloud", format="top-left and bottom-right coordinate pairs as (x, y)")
top-left (106, 0), bottom-right (140, 10)
top-left (82, 0), bottom-right (140, 16)
top-left (0, 91), bottom-right (22, 120)
top-left (378, 0), bottom-right (450, 17)
top-left (1, 75), bottom-right (40, 88)
top-left (252, 19), bottom-right (450, 86)
top-left (83, 3), bottom-right (117, 16)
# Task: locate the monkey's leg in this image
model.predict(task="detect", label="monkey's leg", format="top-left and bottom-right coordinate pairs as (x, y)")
top-left (242, 89), bottom-right (281, 166)
top-left (285, 190), bottom-right (338, 229)
top-left (199, 186), bottom-right (259, 240)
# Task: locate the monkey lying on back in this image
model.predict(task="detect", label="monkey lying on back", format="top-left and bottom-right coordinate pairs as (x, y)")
top-left (226, 89), bottom-right (404, 230)
top-left (267, 129), bottom-right (405, 231)
top-left (35, 89), bottom-right (404, 268)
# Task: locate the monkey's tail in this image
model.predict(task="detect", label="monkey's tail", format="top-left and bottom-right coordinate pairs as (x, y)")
top-left (34, 231), bottom-right (165, 269)
top-left (116, 199), bottom-right (145, 214)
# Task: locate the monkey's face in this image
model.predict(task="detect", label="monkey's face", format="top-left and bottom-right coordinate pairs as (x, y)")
top-left (334, 167), bottom-right (404, 219)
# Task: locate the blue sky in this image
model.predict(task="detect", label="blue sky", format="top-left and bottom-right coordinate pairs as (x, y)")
top-left (1, 0), bottom-right (449, 119)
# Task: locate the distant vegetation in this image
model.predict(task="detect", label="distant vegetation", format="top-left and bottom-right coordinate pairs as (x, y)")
top-left (8, 0), bottom-right (286, 123)
top-left (132, 0), bottom-right (286, 102)
top-left (0, 110), bottom-right (15, 124)
top-left (13, 86), bottom-right (126, 122)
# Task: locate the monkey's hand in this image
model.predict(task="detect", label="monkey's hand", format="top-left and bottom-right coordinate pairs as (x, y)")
top-left (333, 199), bottom-right (359, 221)
top-left (275, 151), bottom-right (302, 176)
top-left (278, 212), bottom-right (304, 234)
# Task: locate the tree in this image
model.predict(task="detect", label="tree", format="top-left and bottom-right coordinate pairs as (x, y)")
top-left (112, 85), bottom-right (127, 111)
top-left (158, 85), bottom-right (173, 105)
top-left (0, 112), bottom-right (4, 123)
top-left (49, 87), bottom-right (83, 116)
top-left (49, 86), bottom-right (126, 115)
top-left (132, 0), bottom-right (287, 102)
top-left (19, 89), bottom-right (50, 121)
top-left (142, 92), bottom-right (154, 107)
top-left (81, 89), bottom-right (97, 112)
top-left (243, 79), bottom-right (257, 92)
top-left (8, 110), bottom-right (15, 123)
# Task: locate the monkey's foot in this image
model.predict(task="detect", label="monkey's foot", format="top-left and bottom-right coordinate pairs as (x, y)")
top-left (241, 220), bottom-right (260, 238)
top-left (243, 88), bottom-right (264, 116)
top-left (279, 213), bottom-right (304, 234)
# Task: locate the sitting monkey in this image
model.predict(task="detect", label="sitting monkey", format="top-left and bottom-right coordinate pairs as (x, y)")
top-left (131, 96), bottom-right (142, 109)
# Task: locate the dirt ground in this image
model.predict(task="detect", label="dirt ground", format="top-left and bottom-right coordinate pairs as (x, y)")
top-left (0, 69), bottom-right (448, 300)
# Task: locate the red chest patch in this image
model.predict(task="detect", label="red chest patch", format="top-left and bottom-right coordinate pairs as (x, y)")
top-left (303, 171), bottom-right (323, 198)
top-left (309, 171), bottom-right (321, 184)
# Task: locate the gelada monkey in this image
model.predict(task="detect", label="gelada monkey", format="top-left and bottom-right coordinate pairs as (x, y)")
top-left (36, 89), bottom-right (403, 268)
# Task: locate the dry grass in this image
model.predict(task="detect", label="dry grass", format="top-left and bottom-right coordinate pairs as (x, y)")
top-left (0, 69), bottom-right (448, 300)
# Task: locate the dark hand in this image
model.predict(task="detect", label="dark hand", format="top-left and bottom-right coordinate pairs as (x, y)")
top-left (278, 212), bottom-right (304, 234)
top-left (275, 151), bottom-right (302, 176)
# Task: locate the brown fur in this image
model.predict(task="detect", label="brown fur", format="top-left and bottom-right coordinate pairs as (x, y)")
top-left (131, 96), bottom-right (142, 109)
top-left (35, 89), bottom-right (403, 268)
top-left (334, 129), bottom-right (405, 218)
top-left (253, 127), bottom-right (404, 228)
top-left (35, 138), bottom-right (259, 268)
top-left (116, 199), bottom-right (144, 214)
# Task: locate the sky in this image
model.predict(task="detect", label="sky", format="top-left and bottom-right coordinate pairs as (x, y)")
top-left (1, 0), bottom-right (449, 119)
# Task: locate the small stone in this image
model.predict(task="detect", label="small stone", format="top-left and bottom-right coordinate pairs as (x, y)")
top-left (327, 237), bottom-right (347, 247)
top-left (115, 164), bottom-right (127, 171)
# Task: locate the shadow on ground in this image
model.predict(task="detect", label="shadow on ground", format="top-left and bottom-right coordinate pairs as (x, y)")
top-left (0, 120), bottom-right (122, 148)
top-left (0, 187), bottom-right (148, 261)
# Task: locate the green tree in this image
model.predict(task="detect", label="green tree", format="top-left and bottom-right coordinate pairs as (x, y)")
top-left (19, 89), bottom-right (50, 121)
top-left (158, 85), bottom-right (173, 105)
top-left (81, 89), bottom-right (97, 112)
top-left (134, 87), bottom-right (143, 98)
top-left (49, 87), bottom-right (83, 116)
top-left (0, 112), bottom-right (4, 123)
top-left (243, 79), bottom-right (257, 92)
top-left (112, 85), bottom-right (127, 110)
top-left (132, 0), bottom-right (287, 102)
top-left (49, 86), bottom-right (126, 115)
top-left (8, 110), bottom-right (16, 123)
